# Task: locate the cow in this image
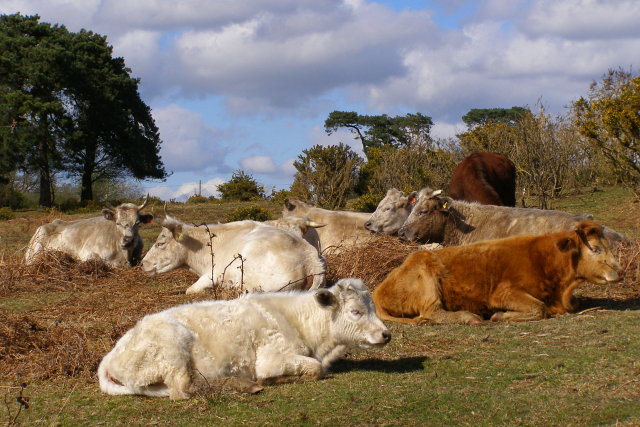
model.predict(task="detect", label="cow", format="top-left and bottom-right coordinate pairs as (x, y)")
top-left (373, 220), bottom-right (622, 324)
top-left (398, 187), bottom-right (625, 246)
top-left (265, 216), bottom-right (325, 253)
top-left (448, 152), bottom-right (516, 206)
top-left (24, 196), bottom-right (153, 267)
top-left (282, 198), bottom-right (372, 254)
top-left (365, 188), bottom-right (417, 235)
top-left (141, 211), bottom-right (326, 294)
top-left (98, 278), bottom-right (391, 399)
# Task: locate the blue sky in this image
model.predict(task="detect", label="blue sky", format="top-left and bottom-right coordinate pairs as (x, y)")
top-left (2, 0), bottom-right (640, 200)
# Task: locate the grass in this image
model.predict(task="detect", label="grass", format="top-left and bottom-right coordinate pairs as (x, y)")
top-left (1, 189), bottom-right (640, 426)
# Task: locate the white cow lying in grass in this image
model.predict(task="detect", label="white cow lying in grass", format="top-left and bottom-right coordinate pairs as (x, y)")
top-left (98, 278), bottom-right (391, 399)
top-left (141, 212), bottom-right (326, 293)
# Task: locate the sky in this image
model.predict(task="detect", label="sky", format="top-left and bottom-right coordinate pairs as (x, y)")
top-left (2, 0), bottom-right (640, 200)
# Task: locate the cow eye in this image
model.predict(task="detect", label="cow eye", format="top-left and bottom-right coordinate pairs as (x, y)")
top-left (593, 246), bottom-right (602, 254)
top-left (350, 309), bottom-right (363, 318)
top-left (155, 241), bottom-right (165, 248)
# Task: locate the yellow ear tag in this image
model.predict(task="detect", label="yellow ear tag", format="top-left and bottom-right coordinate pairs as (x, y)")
top-left (177, 233), bottom-right (183, 239)
top-left (442, 202), bottom-right (448, 209)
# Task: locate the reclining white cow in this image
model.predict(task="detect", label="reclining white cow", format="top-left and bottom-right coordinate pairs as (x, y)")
top-left (25, 196), bottom-right (153, 267)
top-left (282, 198), bottom-right (372, 253)
top-left (98, 278), bottom-right (391, 399)
top-left (141, 211), bottom-right (326, 293)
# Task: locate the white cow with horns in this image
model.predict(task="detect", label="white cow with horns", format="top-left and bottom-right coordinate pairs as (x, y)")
top-left (25, 196), bottom-right (153, 267)
top-left (141, 208), bottom-right (327, 293)
top-left (98, 278), bottom-right (391, 399)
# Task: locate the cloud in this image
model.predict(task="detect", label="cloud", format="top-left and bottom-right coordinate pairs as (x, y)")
top-left (152, 104), bottom-right (230, 173)
top-left (241, 156), bottom-right (277, 173)
top-left (147, 177), bottom-right (224, 201)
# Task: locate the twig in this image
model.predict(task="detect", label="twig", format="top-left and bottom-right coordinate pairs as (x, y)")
top-left (577, 307), bottom-right (603, 315)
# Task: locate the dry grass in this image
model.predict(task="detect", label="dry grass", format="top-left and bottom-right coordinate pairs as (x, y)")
top-left (0, 251), bottom-right (242, 382)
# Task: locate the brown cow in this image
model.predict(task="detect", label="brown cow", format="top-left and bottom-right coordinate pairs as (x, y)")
top-left (448, 152), bottom-right (516, 206)
top-left (373, 220), bottom-right (622, 324)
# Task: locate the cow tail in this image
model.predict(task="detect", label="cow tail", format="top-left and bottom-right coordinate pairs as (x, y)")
top-left (97, 355), bottom-right (132, 396)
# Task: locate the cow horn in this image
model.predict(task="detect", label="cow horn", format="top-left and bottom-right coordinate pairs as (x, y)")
top-left (574, 227), bottom-right (595, 252)
top-left (138, 194), bottom-right (149, 211)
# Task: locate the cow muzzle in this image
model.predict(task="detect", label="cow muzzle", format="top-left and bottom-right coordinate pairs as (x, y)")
top-left (366, 329), bottom-right (392, 347)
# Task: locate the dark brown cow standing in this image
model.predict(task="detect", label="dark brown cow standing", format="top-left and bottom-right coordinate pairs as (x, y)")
top-left (448, 152), bottom-right (516, 206)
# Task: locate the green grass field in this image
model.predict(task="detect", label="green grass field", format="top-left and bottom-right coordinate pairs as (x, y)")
top-left (1, 189), bottom-right (639, 426)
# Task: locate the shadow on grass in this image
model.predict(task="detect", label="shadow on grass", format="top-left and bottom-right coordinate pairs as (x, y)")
top-left (577, 296), bottom-right (640, 311)
top-left (331, 356), bottom-right (427, 375)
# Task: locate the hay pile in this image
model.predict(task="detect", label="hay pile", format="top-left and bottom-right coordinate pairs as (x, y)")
top-left (325, 235), bottom-right (421, 289)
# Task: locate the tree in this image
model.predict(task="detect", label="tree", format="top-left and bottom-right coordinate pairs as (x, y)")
top-left (574, 69), bottom-right (640, 196)
top-left (462, 107), bottom-right (529, 128)
top-left (291, 144), bottom-right (363, 209)
top-left (217, 170), bottom-right (265, 201)
top-left (0, 14), bottom-right (167, 205)
top-left (324, 111), bottom-right (433, 155)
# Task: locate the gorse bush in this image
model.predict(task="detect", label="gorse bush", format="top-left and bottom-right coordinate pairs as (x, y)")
top-left (225, 206), bottom-right (272, 222)
top-left (0, 206), bottom-right (14, 220)
top-left (186, 195), bottom-right (209, 204)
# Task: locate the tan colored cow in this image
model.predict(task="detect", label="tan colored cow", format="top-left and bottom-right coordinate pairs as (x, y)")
top-left (25, 197), bottom-right (153, 267)
top-left (373, 220), bottom-right (622, 324)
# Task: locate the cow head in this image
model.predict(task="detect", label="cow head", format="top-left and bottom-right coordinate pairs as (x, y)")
top-left (102, 195), bottom-right (153, 249)
top-left (141, 209), bottom-right (202, 275)
top-left (557, 220), bottom-right (622, 284)
top-left (282, 198), bottom-right (314, 218)
top-left (365, 188), bottom-right (418, 235)
top-left (315, 278), bottom-right (391, 348)
top-left (398, 188), bottom-right (451, 243)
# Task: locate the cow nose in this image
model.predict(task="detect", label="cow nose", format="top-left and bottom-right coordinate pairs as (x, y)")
top-left (364, 221), bottom-right (372, 230)
top-left (382, 330), bottom-right (391, 343)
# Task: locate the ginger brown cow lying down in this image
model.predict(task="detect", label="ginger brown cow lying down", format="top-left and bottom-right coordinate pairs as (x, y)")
top-left (372, 220), bottom-right (622, 324)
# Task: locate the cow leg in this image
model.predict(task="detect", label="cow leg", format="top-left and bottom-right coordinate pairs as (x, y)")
top-left (490, 290), bottom-right (547, 322)
top-left (424, 309), bottom-right (483, 325)
top-left (255, 347), bottom-right (323, 385)
top-left (185, 275), bottom-right (214, 294)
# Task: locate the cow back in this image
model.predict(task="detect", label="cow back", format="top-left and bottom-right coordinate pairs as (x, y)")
top-left (448, 152), bottom-right (516, 206)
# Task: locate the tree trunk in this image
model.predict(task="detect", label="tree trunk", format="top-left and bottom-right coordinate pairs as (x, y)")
top-left (38, 140), bottom-right (53, 207)
top-left (80, 144), bottom-right (95, 202)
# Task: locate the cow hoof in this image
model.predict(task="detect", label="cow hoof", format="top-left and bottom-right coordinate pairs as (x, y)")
top-left (490, 312), bottom-right (504, 322)
top-left (468, 318), bottom-right (484, 325)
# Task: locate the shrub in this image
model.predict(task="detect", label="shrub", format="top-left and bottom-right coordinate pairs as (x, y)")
top-left (225, 206), bottom-right (272, 222)
top-left (0, 207), bottom-right (14, 220)
top-left (186, 195), bottom-right (209, 204)
top-left (217, 171), bottom-right (265, 201)
top-left (349, 193), bottom-right (384, 212)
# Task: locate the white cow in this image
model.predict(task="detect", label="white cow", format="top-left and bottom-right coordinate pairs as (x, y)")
top-left (265, 216), bottom-right (325, 253)
top-left (365, 188), bottom-right (417, 235)
top-left (141, 212), bottom-right (326, 294)
top-left (98, 278), bottom-right (391, 399)
top-left (25, 197), bottom-right (153, 267)
top-left (282, 198), bottom-right (372, 254)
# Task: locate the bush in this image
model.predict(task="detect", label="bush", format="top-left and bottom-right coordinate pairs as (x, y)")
top-left (186, 195), bottom-right (209, 204)
top-left (217, 170), bottom-right (265, 201)
top-left (0, 207), bottom-right (14, 220)
top-left (349, 193), bottom-right (384, 212)
top-left (270, 189), bottom-right (292, 207)
top-left (225, 206), bottom-right (272, 222)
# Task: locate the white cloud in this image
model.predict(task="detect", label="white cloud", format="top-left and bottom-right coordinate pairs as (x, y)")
top-left (241, 156), bottom-right (277, 173)
top-left (152, 104), bottom-right (229, 173)
top-left (147, 177), bottom-right (224, 201)
top-left (308, 125), bottom-right (364, 157)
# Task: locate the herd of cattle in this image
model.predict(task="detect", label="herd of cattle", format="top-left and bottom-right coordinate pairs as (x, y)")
top-left (22, 152), bottom-right (628, 399)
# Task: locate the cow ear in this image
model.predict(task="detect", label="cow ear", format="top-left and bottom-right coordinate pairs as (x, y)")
top-left (407, 191), bottom-right (418, 205)
top-left (315, 289), bottom-right (337, 308)
top-left (139, 214), bottom-right (154, 224)
top-left (284, 198), bottom-right (296, 211)
top-left (171, 224), bottom-right (186, 241)
top-left (439, 198), bottom-right (452, 212)
top-left (557, 236), bottom-right (577, 252)
top-left (102, 209), bottom-right (115, 221)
